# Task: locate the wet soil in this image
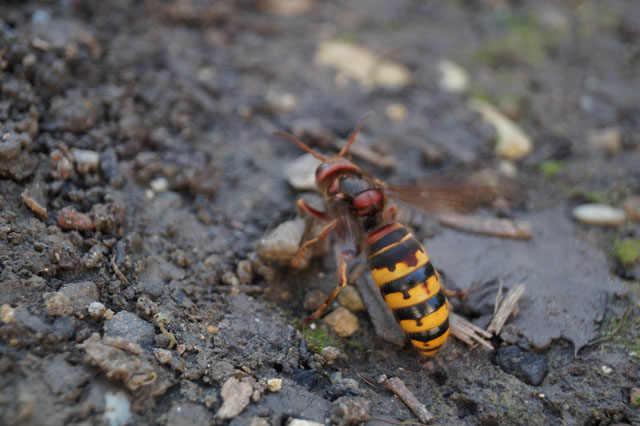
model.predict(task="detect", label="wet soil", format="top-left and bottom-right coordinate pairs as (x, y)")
top-left (1, 1), bottom-right (639, 425)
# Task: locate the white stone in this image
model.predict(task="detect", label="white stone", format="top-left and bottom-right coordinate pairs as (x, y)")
top-left (104, 392), bottom-right (131, 426)
top-left (469, 99), bottom-right (532, 160)
top-left (437, 59), bottom-right (469, 93)
top-left (573, 204), bottom-right (626, 227)
top-left (150, 177), bottom-right (169, 193)
top-left (284, 153), bottom-right (321, 191)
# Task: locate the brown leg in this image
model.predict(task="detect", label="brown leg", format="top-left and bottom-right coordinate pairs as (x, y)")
top-left (302, 255), bottom-right (348, 324)
top-left (297, 198), bottom-right (326, 219)
top-left (441, 286), bottom-right (468, 300)
top-left (290, 219), bottom-right (337, 269)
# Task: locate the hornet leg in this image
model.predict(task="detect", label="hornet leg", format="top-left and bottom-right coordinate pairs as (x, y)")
top-left (290, 218), bottom-right (337, 269)
top-left (302, 252), bottom-right (349, 324)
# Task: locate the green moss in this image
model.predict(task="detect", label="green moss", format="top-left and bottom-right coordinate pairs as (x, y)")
top-left (473, 13), bottom-right (546, 67)
top-left (602, 306), bottom-right (640, 357)
top-left (298, 322), bottom-right (342, 352)
top-left (335, 33), bottom-right (360, 44)
top-left (539, 160), bottom-right (566, 177)
top-left (613, 238), bottom-right (640, 265)
top-left (584, 190), bottom-right (609, 204)
top-left (468, 89), bottom-right (493, 103)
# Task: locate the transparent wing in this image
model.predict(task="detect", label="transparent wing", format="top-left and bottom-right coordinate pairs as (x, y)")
top-left (386, 170), bottom-right (517, 214)
top-left (329, 200), bottom-right (363, 258)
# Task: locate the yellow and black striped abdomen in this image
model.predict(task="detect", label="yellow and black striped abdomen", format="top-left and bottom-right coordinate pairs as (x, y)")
top-left (366, 224), bottom-right (450, 356)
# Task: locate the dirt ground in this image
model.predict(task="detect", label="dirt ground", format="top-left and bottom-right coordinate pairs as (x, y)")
top-left (1, 1), bottom-right (639, 425)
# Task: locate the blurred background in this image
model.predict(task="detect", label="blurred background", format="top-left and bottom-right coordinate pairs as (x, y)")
top-left (1, 1), bottom-right (639, 425)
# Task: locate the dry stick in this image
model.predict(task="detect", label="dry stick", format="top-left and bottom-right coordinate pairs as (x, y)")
top-left (380, 375), bottom-right (434, 424)
top-left (437, 212), bottom-right (533, 240)
top-left (110, 255), bottom-right (130, 285)
top-left (449, 312), bottom-right (494, 350)
top-left (487, 283), bottom-right (526, 335)
top-left (493, 279), bottom-right (504, 317)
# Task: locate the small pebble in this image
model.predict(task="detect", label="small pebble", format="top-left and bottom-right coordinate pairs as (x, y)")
top-left (1, 304), bottom-right (17, 324)
top-left (88, 301), bottom-right (107, 319)
top-left (321, 346), bottom-right (346, 364)
top-left (267, 378), bottom-right (282, 392)
top-left (314, 40), bottom-right (410, 90)
top-left (216, 377), bottom-right (253, 419)
top-left (57, 206), bottom-right (95, 231)
top-left (385, 103), bottom-right (408, 121)
top-left (469, 99), bottom-right (532, 160)
top-left (258, 218), bottom-right (309, 266)
top-left (437, 59), bottom-right (469, 93)
top-left (150, 177), bottom-right (169, 193)
top-left (322, 307), bottom-right (360, 338)
top-left (104, 311), bottom-right (155, 348)
top-left (73, 149), bottom-right (100, 174)
top-left (104, 391), bottom-right (131, 426)
top-left (221, 271), bottom-right (240, 286)
top-left (573, 204), bottom-right (626, 227)
top-left (622, 196), bottom-right (640, 222)
top-left (600, 365), bottom-right (612, 374)
top-left (337, 286), bottom-right (366, 312)
top-left (236, 259), bottom-right (253, 284)
top-left (265, 89), bottom-right (297, 113)
top-left (284, 153), bottom-right (321, 191)
top-left (330, 396), bottom-right (370, 426)
top-left (50, 149), bottom-right (73, 180)
top-left (491, 345), bottom-right (548, 386)
top-left (44, 292), bottom-right (73, 317)
top-left (287, 420), bottom-right (324, 426)
top-left (60, 281), bottom-right (100, 314)
top-left (587, 127), bottom-right (621, 154)
top-left (154, 348), bottom-right (173, 364)
top-left (82, 245), bottom-right (104, 268)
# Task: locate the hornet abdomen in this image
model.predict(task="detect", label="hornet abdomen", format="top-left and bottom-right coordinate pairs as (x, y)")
top-left (366, 223), bottom-right (450, 356)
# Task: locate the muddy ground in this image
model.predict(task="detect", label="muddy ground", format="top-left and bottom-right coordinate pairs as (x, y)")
top-left (1, 1), bottom-right (640, 425)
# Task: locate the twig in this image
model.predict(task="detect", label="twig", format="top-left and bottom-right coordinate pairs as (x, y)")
top-left (492, 279), bottom-right (504, 317)
top-left (487, 283), bottom-right (526, 335)
top-left (380, 375), bottom-right (433, 424)
top-left (110, 255), bottom-right (130, 285)
top-left (437, 212), bottom-right (533, 240)
top-left (355, 372), bottom-right (377, 388)
top-left (449, 312), bottom-right (493, 350)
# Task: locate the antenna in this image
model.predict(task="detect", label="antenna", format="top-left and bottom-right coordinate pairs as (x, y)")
top-left (271, 131), bottom-right (327, 161)
top-left (338, 111), bottom-right (374, 157)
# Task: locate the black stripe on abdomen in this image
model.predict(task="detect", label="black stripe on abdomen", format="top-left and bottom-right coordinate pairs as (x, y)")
top-left (366, 228), bottom-right (409, 256)
top-left (378, 262), bottom-right (436, 296)
top-left (368, 238), bottom-right (424, 271)
top-left (392, 292), bottom-right (446, 322)
top-left (407, 319), bottom-right (450, 342)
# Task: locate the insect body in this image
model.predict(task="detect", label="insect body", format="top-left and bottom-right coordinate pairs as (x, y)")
top-left (366, 224), bottom-right (449, 356)
top-left (272, 113), bottom-right (451, 356)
